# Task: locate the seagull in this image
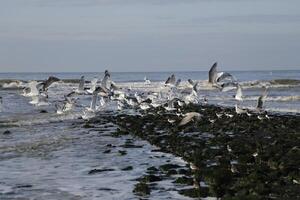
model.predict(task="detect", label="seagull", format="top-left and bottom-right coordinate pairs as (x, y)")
top-left (39, 76), bottom-right (60, 92)
top-left (179, 112), bottom-right (202, 126)
top-left (225, 113), bottom-right (234, 118)
top-left (208, 62), bottom-right (235, 84)
top-left (167, 119), bottom-right (176, 124)
top-left (101, 70), bottom-right (111, 90)
top-left (187, 79), bottom-right (195, 87)
top-left (165, 74), bottom-right (176, 86)
top-left (75, 76), bottom-right (86, 94)
top-left (235, 84), bottom-right (243, 101)
top-left (144, 77), bottom-right (151, 85)
top-left (175, 79), bottom-right (181, 87)
top-left (0, 96), bottom-right (2, 112)
top-left (56, 91), bottom-right (77, 114)
top-left (87, 91), bottom-right (98, 112)
top-left (87, 78), bottom-right (98, 94)
top-left (235, 104), bottom-right (247, 114)
top-left (81, 110), bottom-right (96, 120)
top-left (139, 102), bottom-right (150, 110)
top-left (216, 113), bottom-right (223, 118)
top-left (256, 96), bottom-right (264, 111)
top-left (208, 62), bottom-right (218, 84)
top-left (183, 83), bottom-right (199, 104)
top-left (256, 86), bottom-right (268, 111)
top-left (216, 72), bottom-right (235, 83)
top-left (22, 81), bottom-right (40, 97)
top-left (29, 93), bottom-right (49, 106)
top-left (164, 99), bottom-right (177, 111)
top-left (220, 82), bottom-right (238, 92)
top-left (94, 85), bottom-right (110, 97)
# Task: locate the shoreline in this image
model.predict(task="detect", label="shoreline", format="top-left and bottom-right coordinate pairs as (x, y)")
top-left (90, 104), bottom-right (300, 199)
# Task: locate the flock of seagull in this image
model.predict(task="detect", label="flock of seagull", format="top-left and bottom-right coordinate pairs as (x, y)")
top-left (0, 63), bottom-right (269, 124)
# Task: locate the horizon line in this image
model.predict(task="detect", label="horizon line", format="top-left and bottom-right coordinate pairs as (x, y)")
top-left (0, 69), bottom-right (299, 74)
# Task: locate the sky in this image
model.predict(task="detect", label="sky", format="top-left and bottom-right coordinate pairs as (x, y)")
top-left (0, 0), bottom-right (300, 72)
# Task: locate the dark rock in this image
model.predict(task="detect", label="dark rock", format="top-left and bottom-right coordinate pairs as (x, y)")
top-left (133, 182), bottom-right (151, 196)
top-left (121, 166), bottom-right (133, 171)
top-left (173, 176), bottom-right (194, 185)
top-left (83, 123), bottom-right (95, 128)
top-left (178, 188), bottom-right (208, 198)
top-left (3, 130), bottom-right (11, 135)
top-left (118, 150), bottom-right (127, 156)
top-left (15, 184), bottom-right (33, 188)
top-left (88, 168), bottom-right (115, 175)
top-left (167, 169), bottom-right (178, 176)
top-left (103, 149), bottom-right (111, 153)
top-left (138, 174), bottom-right (162, 183)
top-left (159, 164), bottom-right (181, 172)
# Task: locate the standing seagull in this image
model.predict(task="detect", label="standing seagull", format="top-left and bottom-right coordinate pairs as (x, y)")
top-left (0, 96), bottom-right (2, 112)
top-left (235, 84), bottom-right (243, 101)
top-left (144, 77), bottom-right (151, 85)
top-left (257, 86), bottom-right (268, 111)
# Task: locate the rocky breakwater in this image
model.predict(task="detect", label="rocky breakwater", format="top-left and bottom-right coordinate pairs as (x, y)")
top-left (110, 104), bottom-right (300, 199)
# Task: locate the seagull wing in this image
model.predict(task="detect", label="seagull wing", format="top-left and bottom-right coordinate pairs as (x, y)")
top-left (208, 62), bottom-right (218, 83)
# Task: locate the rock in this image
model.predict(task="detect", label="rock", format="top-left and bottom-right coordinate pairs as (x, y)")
top-left (118, 150), bottom-right (127, 156)
top-left (174, 176), bottom-right (194, 185)
top-left (103, 149), bottom-right (111, 153)
top-left (133, 182), bottom-right (151, 196)
top-left (138, 175), bottom-right (162, 183)
top-left (15, 184), bottom-right (33, 188)
top-left (178, 188), bottom-right (208, 198)
top-left (121, 166), bottom-right (133, 171)
top-left (3, 130), bottom-right (11, 135)
top-left (83, 123), bottom-right (94, 128)
top-left (88, 168), bottom-right (115, 175)
top-left (159, 164), bottom-right (181, 172)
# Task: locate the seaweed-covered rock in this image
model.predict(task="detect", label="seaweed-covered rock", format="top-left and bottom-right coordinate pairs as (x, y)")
top-left (133, 182), bottom-right (151, 196)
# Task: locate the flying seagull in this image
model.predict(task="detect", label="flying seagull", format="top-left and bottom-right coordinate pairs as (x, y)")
top-left (101, 71), bottom-right (111, 90)
top-left (188, 79), bottom-right (195, 87)
top-left (179, 112), bottom-right (202, 126)
top-left (165, 74), bottom-right (176, 86)
top-left (39, 76), bottom-right (60, 92)
top-left (75, 76), bottom-right (86, 94)
top-left (208, 62), bottom-right (235, 84)
top-left (22, 81), bottom-right (40, 97)
top-left (208, 62), bottom-right (218, 84)
top-left (87, 78), bottom-right (98, 94)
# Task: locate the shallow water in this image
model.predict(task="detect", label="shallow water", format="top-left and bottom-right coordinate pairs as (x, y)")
top-left (0, 117), bottom-right (192, 200)
top-left (0, 71), bottom-right (299, 199)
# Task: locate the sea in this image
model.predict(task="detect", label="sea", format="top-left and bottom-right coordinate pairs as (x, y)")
top-left (0, 70), bottom-right (299, 199)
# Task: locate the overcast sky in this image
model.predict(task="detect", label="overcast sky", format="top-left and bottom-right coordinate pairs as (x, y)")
top-left (0, 0), bottom-right (300, 72)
